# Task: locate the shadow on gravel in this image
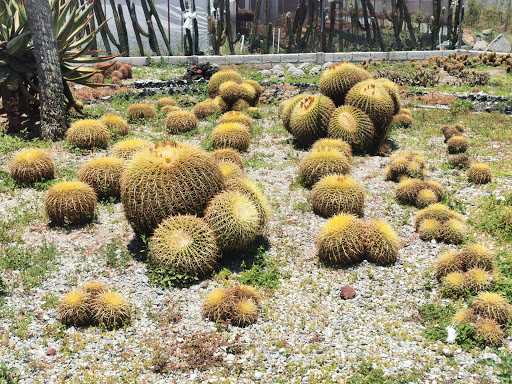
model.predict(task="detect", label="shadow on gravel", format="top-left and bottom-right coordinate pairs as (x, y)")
top-left (217, 235), bottom-right (271, 274)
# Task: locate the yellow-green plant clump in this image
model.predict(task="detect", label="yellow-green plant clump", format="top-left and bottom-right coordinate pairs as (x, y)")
top-left (127, 104), bottom-right (157, 121)
top-left (156, 98), bottom-right (177, 108)
top-left (218, 161), bottom-right (244, 179)
top-left (468, 163), bottom-right (492, 184)
top-left (120, 141), bottom-right (225, 235)
top-left (204, 190), bottom-right (261, 251)
top-left (311, 138), bottom-right (352, 160)
top-left (362, 219), bottom-right (400, 265)
top-left (202, 284), bottom-right (261, 326)
top-left (218, 111), bottom-right (253, 131)
top-left (165, 111), bottom-right (199, 134)
top-left (385, 151), bottom-right (427, 182)
top-left (66, 119), bottom-right (111, 149)
top-left (111, 138), bottom-right (154, 160)
top-left (447, 135), bottom-right (469, 154)
top-left (9, 148), bottom-right (55, 184)
top-left (100, 115), bottom-right (129, 136)
top-left (78, 156), bottom-right (125, 199)
top-left (395, 179), bottom-right (444, 206)
top-left (211, 123), bottom-right (251, 151)
top-left (212, 148), bottom-right (245, 169)
top-left (208, 70), bottom-right (243, 97)
top-left (150, 215), bottom-right (220, 278)
top-left (44, 181), bottom-right (97, 226)
top-left (91, 290), bottom-right (131, 329)
top-left (471, 292), bottom-right (511, 324)
top-left (311, 174), bottom-right (365, 217)
top-left (327, 105), bottom-right (375, 152)
top-left (192, 99), bottom-right (220, 119)
top-left (298, 149), bottom-right (352, 187)
top-left (319, 62), bottom-right (371, 106)
top-left (288, 94), bottom-right (336, 146)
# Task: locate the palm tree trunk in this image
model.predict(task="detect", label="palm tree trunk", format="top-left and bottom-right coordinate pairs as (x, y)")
top-left (24, 0), bottom-right (67, 140)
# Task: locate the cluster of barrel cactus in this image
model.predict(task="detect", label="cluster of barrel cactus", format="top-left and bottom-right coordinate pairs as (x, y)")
top-left (58, 282), bottom-right (131, 329)
top-left (395, 179), bottom-right (444, 208)
top-left (385, 151), bottom-right (427, 182)
top-left (202, 284), bottom-right (261, 326)
top-left (415, 203), bottom-right (467, 244)
top-left (208, 70), bottom-right (262, 113)
top-left (441, 124), bottom-right (492, 184)
top-left (316, 213), bottom-right (400, 267)
top-left (211, 111), bottom-right (254, 152)
top-left (281, 63), bottom-right (407, 152)
top-left (93, 61), bottom-right (133, 85)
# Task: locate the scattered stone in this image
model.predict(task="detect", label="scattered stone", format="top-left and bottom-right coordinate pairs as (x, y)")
top-left (463, 30), bottom-right (476, 46)
top-left (339, 285), bottom-right (356, 299)
top-left (322, 61), bottom-right (334, 69)
top-left (309, 65), bottom-right (322, 76)
top-left (254, 371), bottom-right (263, 380)
top-left (482, 28), bottom-right (492, 36)
top-left (271, 65), bottom-right (283, 74)
top-left (46, 348), bottom-right (57, 356)
top-left (260, 69), bottom-right (271, 77)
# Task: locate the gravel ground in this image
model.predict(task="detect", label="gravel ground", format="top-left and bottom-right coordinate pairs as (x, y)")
top-left (0, 95), bottom-right (510, 384)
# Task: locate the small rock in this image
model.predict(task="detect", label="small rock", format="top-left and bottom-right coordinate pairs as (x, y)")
top-left (309, 66), bottom-right (322, 76)
top-left (260, 69), bottom-right (271, 77)
top-left (190, 373), bottom-right (198, 381)
top-left (339, 285), bottom-right (356, 299)
top-left (482, 28), bottom-right (492, 36)
top-left (254, 371), bottom-right (263, 380)
top-left (46, 348), bottom-right (56, 356)
top-left (487, 33), bottom-right (511, 52)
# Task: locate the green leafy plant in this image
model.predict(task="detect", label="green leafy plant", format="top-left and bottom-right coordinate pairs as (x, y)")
top-left (0, 0), bottom-right (117, 131)
top-left (146, 264), bottom-right (199, 288)
top-left (348, 360), bottom-right (422, 383)
top-left (480, 350), bottom-right (512, 383)
top-left (0, 361), bottom-right (19, 383)
top-left (237, 246), bottom-right (287, 290)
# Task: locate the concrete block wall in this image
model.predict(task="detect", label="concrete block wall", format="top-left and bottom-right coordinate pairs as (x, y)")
top-left (115, 50), bottom-right (506, 67)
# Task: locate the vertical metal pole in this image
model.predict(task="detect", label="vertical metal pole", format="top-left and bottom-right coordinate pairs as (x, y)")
top-left (272, 27), bottom-right (275, 52)
top-left (191, 0), bottom-right (196, 56)
top-left (277, 27), bottom-right (280, 53)
top-left (168, 0), bottom-right (171, 47)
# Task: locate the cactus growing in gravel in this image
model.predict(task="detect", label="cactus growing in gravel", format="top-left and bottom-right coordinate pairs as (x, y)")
top-left (345, 80), bottom-right (395, 132)
top-left (192, 99), bottom-right (220, 119)
top-left (474, 319), bottom-right (505, 346)
top-left (66, 120), bottom-right (111, 149)
top-left (418, 219), bottom-right (442, 241)
top-left (464, 268), bottom-right (493, 292)
top-left (468, 163), bottom-right (492, 184)
top-left (247, 107), bottom-right (261, 119)
top-left (385, 151), bottom-right (427, 181)
top-left (376, 78), bottom-right (401, 115)
top-left (100, 115), bottom-right (129, 136)
top-left (310, 174), bottom-right (365, 217)
top-left (435, 251), bottom-right (464, 279)
top-left (392, 113), bottom-right (413, 128)
top-left (446, 136), bottom-right (469, 154)
top-left (78, 281), bottom-right (109, 298)
top-left (441, 271), bottom-right (466, 297)
top-left (415, 204), bottom-right (462, 229)
top-left (298, 149), bottom-right (352, 187)
top-left (319, 63), bottom-right (371, 106)
top-left (449, 154), bottom-right (472, 169)
top-left (443, 126), bottom-right (464, 142)
top-left (459, 244), bottom-right (495, 272)
top-left (44, 181), bottom-right (97, 226)
top-left (161, 105), bottom-right (181, 114)
top-left (213, 96), bottom-right (229, 113)
top-left (212, 148), bottom-right (245, 169)
top-left (111, 70), bottom-right (123, 80)
top-left (440, 218), bottom-right (467, 244)
top-left (311, 138), bottom-right (352, 160)
top-left (165, 111), bottom-right (198, 134)
top-left (78, 157), bottom-right (125, 199)
top-left (202, 285), bottom-right (261, 326)
top-left (211, 123), bottom-right (251, 151)
top-left (218, 111), bottom-right (253, 131)
top-left (395, 179), bottom-right (444, 206)
top-left (58, 289), bottom-right (90, 326)
top-left (243, 80), bottom-right (262, 100)
top-left (219, 81), bottom-right (244, 103)
top-left (9, 148), bottom-right (55, 184)
top-left (120, 141), bottom-right (224, 236)
top-left (91, 290), bottom-right (131, 329)
top-left (288, 95), bottom-right (336, 146)
top-left (281, 94), bottom-right (307, 133)
top-left (240, 83), bottom-right (258, 105)
top-left (452, 309), bottom-right (473, 325)
top-left (204, 190), bottom-right (260, 251)
top-left (471, 292), bottom-right (511, 324)
top-left (156, 98), bottom-right (177, 108)
top-left (232, 99), bottom-right (250, 111)
top-left (224, 177), bottom-right (270, 229)
top-left (363, 219), bottom-right (400, 265)
top-left (111, 138), bottom-right (154, 160)
top-left (150, 215), bottom-right (220, 278)
top-left (127, 104), bottom-right (157, 121)
top-left (208, 70), bottom-right (243, 97)
top-left (218, 161), bottom-right (244, 180)
top-left (316, 213), bottom-right (365, 267)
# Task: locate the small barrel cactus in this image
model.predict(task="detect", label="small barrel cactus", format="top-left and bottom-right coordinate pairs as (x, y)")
top-left (44, 181), bottom-right (97, 226)
top-left (66, 119), bottom-right (111, 149)
top-left (9, 148), bottom-right (55, 184)
top-left (78, 156), bottom-right (125, 199)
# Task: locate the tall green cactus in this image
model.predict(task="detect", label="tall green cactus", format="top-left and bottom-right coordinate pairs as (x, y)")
top-left (430, 0), bottom-right (445, 50)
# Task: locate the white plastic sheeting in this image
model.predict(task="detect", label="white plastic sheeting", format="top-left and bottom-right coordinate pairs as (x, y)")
top-left (101, 0), bottom-right (209, 55)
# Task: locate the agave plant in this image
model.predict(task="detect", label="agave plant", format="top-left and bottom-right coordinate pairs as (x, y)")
top-left (0, 0), bottom-right (118, 132)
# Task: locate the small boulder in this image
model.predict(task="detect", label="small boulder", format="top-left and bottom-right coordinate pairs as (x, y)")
top-left (46, 348), bottom-right (57, 356)
top-left (339, 285), bottom-right (356, 299)
top-left (463, 30), bottom-right (476, 46)
top-left (487, 33), bottom-right (511, 52)
top-left (473, 40), bottom-right (488, 51)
